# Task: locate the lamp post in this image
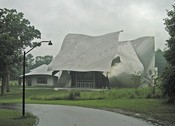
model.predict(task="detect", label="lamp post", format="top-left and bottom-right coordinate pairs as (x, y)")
top-left (22, 40), bottom-right (52, 117)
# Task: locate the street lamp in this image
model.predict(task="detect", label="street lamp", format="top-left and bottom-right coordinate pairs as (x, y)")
top-left (22, 40), bottom-right (52, 117)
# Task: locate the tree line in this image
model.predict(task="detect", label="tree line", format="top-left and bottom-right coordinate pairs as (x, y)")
top-left (9, 54), bottom-right (53, 80)
top-left (26, 54), bottom-right (53, 73)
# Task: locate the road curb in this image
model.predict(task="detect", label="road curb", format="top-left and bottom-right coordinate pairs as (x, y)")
top-left (33, 115), bottom-right (39, 126)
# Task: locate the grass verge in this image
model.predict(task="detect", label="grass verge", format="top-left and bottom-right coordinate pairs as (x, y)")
top-left (0, 86), bottom-right (175, 126)
top-left (0, 109), bottom-right (36, 126)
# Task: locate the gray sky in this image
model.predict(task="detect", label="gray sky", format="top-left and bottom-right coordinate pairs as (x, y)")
top-left (0, 0), bottom-right (174, 57)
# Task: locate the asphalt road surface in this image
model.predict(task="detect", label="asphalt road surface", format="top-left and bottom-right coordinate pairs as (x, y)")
top-left (26, 104), bottom-right (155, 126)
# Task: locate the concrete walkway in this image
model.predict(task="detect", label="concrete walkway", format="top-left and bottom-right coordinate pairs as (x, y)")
top-left (54, 87), bottom-right (108, 91)
top-left (26, 104), bottom-right (155, 126)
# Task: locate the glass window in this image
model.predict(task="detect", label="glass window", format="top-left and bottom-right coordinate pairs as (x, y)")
top-left (76, 72), bottom-right (94, 81)
top-left (37, 76), bottom-right (47, 84)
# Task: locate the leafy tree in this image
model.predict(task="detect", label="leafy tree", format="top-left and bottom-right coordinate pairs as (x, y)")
top-left (26, 54), bottom-right (53, 72)
top-left (10, 63), bottom-right (22, 80)
top-left (163, 4), bottom-right (175, 102)
top-left (0, 8), bottom-right (41, 95)
top-left (155, 49), bottom-right (167, 75)
top-left (144, 70), bottom-right (160, 97)
top-left (164, 5), bottom-right (175, 65)
top-left (26, 54), bottom-right (35, 72)
top-left (161, 65), bottom-right (175, 103)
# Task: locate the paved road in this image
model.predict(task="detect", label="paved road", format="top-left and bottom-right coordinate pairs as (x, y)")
top-left (26, 104), bottom-right (155, 126)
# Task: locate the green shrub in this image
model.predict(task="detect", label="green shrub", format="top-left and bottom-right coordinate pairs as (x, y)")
top-left (9, 81), bottom-right (18, 86)
top-left (162, 65), bottom-right (175, 103)
top-left (67, 91), bottom-right (80, 100)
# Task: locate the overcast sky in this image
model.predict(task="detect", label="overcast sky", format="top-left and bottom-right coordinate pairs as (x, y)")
top-left (0, 0), bottom-right (174, 57)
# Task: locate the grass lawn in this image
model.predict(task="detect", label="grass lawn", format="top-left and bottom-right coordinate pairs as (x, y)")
top-left (0, 109), bottom-right (36, 126)
top-left (0, 86), bottom-right (175, 126)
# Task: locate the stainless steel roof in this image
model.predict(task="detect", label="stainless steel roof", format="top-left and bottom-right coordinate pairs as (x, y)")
top-left (48, 32), bottom-right (121, 72)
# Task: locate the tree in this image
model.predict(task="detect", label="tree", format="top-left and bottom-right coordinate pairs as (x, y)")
top-left (144, 70), bottom-right (159, 95)
top-left (10, 63), bottom-right (22, 80)
top-left (162, 65), bottom-right (175, 103)
top-left (26, 54), bottom-right (53, 72)
top-left (35, 56), bottom-right (51, 68)
top-left (26, 54), bottom-right (35, 73)
top-left (163, 4), bottom-right (175, 102)
top-left (0, 8), bottom-right (41, 95)
top-left (155, 49), bottom-right (167, 75)
top-left (164, 5), bottom-right (175, 65)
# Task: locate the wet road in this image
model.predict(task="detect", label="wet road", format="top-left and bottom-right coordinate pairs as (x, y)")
top-left (25, 104), bottom-right (155, 126)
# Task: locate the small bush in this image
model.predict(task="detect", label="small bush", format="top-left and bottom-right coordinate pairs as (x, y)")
top-left (9, 81), bottom-right (18, 86)
top-left (67, 91), bottom-right (81, 100)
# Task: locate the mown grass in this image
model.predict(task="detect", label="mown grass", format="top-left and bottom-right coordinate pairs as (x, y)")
top-left (0, 86), bottom-right (175, 125)
top-left (0, 109), bottom-right (36, 126)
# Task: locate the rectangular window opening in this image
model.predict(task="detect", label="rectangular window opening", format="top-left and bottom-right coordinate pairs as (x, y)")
top-left (37, 76), bottom-right (47, 84)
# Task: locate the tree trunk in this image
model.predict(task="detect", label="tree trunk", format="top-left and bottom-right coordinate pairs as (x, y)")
top-left (1, 75), bottom-right (6, 96)
top-left (1, 66), bottom-right (10, 95)
top-left (0, 77), bottom-right (3, 96)
top-left (6, 70), bottom-right (10, 92)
